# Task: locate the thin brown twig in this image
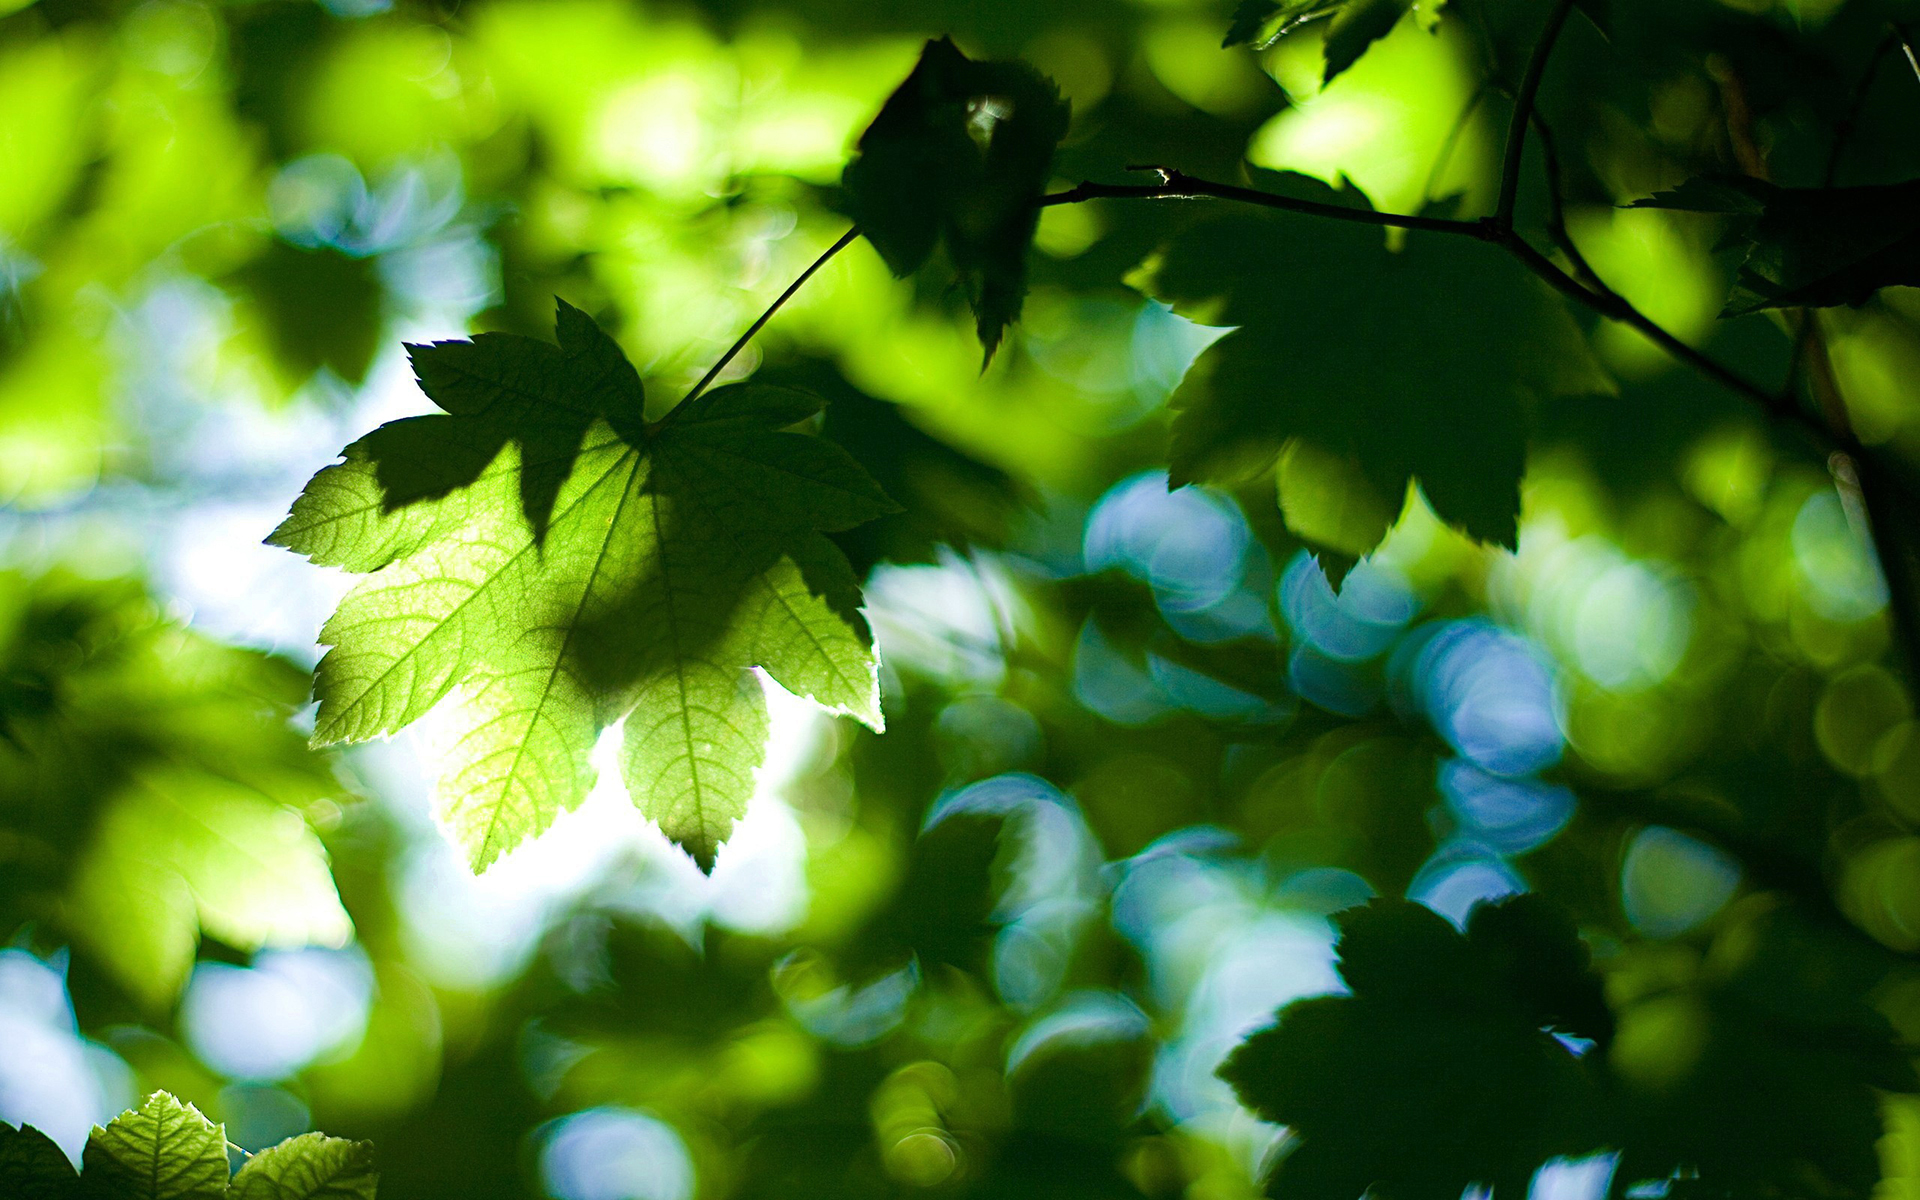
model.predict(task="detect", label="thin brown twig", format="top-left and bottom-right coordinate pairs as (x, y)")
top-left (1526, 113), bottom-right (1606, 293)
top-left (1495, 0), bottom-right (1580, 230)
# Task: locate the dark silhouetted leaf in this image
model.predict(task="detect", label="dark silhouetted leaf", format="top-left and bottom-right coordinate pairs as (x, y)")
top-left (1220, 896), bottom-right (1606, 1200)
top-left (1, 1122), bottom-right (78, 1200)
top-left (845, 811), bottom-right (1007, 979)
top-left (1139, 184), bottom-right (1607, 558)
top-left (842, 38), bottom-right (1070, 360)
top-left (1633, 176), bottom-right (1920, 315)
top-left (1007, 994), bottom-right (1154, 1140)
top-left (1223, 0), bottom-right (1338, 50)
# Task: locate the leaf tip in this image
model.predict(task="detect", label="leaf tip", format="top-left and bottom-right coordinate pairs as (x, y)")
top-left (684, 837), bottom-right (720, 875)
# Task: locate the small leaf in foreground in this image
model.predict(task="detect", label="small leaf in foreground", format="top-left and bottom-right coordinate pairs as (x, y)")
top-left (1219, 896), bottom-right (1607, 1200)
top-left (842, 37), bottom-right (1069, 360)
top-left (230, 1133), bottom-right (378, 1200)
top-left (82, 1093), bottom-right (228, 1200)
top-left (1, 1122), bottom-right (78, 1200)
top-left (1632, 176), bottom-right (1920, 315)
top-left (273, 302), bottom-right (896, 871)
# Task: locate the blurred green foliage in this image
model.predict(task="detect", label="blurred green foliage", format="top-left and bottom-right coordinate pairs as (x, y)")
top-left (0, 569), bottom-right (350, 1009)
top-left (5, 0), bottom-right (1920, 1198)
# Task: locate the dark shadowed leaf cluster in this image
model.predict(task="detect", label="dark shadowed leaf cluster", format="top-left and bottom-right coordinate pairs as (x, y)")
top-left (1608, 903), bottom-right (1919, 1199)
top-left (841, 37), bottom-right (1070, 360)
top-left (1139, 187), bottom-right (1607, 562)
top-left (759, 358), bottom-right (1029, 576)
top-left (1634, 176), bottom-right (1920, 315)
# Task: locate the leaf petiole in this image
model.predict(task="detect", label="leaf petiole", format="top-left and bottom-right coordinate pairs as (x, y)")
top-left (666, 225), bottom-right (863, 425)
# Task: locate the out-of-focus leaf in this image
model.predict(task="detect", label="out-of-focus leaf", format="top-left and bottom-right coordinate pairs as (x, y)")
top-left (1007, 994), bottom-right (1153, 1140)
top-left (81, 1093), bottom-right (228, 1200)
top-left (1220, 896), bottom-right (1606, 1200)
top-left (0, 570), bottom-right (350, 1008)
top-left (842, 37), bottom-right (1069, 360)
top-left (1609, 902), bottom-right (1918, 1199)
top-left (1632, 177), bottom-right (1920, 315)
top-left (229, 242), bottom-right (384, 387)
top-left (229, 1132), bottom-right (378, 1200)
top-left (1139, 185), bottom-right (1607, 558)
top-left (0, 1122), bottom-right (78, 1200)
top-left (271, 302), bottom-right (895, 871)
top-left (845, 811), bottom-right (1006, 978)
top-left (63, 766), bottom-right (350, 1007)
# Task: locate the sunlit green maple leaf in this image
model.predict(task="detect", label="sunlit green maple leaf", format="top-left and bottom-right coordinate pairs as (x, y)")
top-left (81, 1093), bottom-right (229, 1200)
top-left (842, 37), bottom-right (1069, 361)
top-left (229, 1133), bottom-right (377, 1200)
top-left (1138, 185), bottom-right (1607, 561)
top-left (272, 302), bottom-right (895, 871)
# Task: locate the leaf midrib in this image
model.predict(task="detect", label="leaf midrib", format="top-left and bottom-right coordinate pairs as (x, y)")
top-left (316, 443), bottom-right (639, 742)
top-left (472, 451), bottom-right (644, 867)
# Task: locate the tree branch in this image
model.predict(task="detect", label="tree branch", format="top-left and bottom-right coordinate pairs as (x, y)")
top-left (1495, 0), bottom-right (1580, 230)
top-left (1800, 316), bottom-right (1920, 682)
top-left (1042, 163), bottom-right (1920, 680)
top-left (1041, 171), bottom-right (1792, 431)
top-left (1525, 114), bottom-right (1602, 291)
top-left (1037, 169), bottom-right (1484, 237)
top-left (1822, 31), bottom-right (1900, 187)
